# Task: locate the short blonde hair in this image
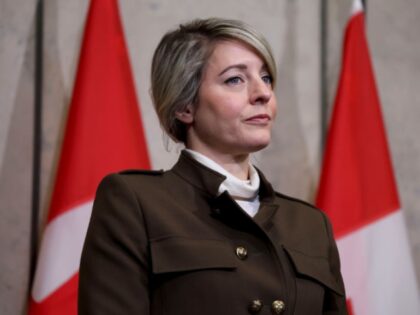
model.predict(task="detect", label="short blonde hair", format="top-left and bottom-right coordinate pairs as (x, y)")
top-left (151, 18), bottom-right (277, 143)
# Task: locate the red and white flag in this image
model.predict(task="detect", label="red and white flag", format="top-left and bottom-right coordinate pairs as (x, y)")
top-left (28, 0), bottom-right (150, 314)
top-left (316, 0), bottom-right (420, 314)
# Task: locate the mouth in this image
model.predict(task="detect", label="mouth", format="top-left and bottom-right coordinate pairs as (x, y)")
top-left (245, 114), bottom-right (271, 125)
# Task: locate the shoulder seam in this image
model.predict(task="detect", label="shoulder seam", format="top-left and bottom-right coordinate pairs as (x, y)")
top-left (119, 169), bottom-right (164, 175)
top-left (275, 191), bottom-right (319, 210)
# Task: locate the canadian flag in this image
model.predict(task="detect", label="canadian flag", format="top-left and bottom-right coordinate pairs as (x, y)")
top-left (316, 0), bottom-right (420, 314)
top-left (28, 0), bottom-right (150, 314)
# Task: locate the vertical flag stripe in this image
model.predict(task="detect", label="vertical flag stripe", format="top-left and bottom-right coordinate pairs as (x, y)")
top-left (32, 202), bottom-right (93, 301)
top-left (316, 0), bottom-right (420, 314)
top-left (47, 0), bottom-right (150, 222)
top-left (337, 211), bottom-right (419, 314)
top-left (316, 8), bottom-right (399, 238)
top-left (29, 0), bottom-right (150, 314)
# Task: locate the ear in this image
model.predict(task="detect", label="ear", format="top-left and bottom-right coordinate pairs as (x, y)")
top-left (175, 104), bottom-right (194, 124)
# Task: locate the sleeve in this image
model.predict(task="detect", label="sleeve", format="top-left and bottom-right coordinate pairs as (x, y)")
top-left (78, 174), bottom-right (150, 314)
top-left (321, 212), bottom-right (349, 315)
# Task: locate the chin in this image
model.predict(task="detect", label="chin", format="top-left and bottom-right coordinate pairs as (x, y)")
top-left (244, 137), bottom-right (271, 153)
top-left (251, 132), bottom-right (272, 148)
top-left (250, 142), bottom-right (270, 153)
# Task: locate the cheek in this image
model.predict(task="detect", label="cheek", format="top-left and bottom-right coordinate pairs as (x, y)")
top-left (196, 86), bottom-right (246, 124)
top-left (208, 98), bottom-right (243, 121)
top-left (219, 92), bottom-right (249, 116)
top-left (270, 96), bottom-right (278, 119)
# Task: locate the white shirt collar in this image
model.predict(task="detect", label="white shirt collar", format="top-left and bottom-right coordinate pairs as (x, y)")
top-left (184, 149), bottom-right (260, 200)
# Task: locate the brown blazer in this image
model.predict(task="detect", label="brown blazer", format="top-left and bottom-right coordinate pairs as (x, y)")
top-left (79, 151), bottom-right (347, 315)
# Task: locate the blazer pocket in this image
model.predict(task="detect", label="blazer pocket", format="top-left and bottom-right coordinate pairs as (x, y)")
top-left (150, 237), bottom-right (237, 274)
top-left (283, 246), bottom-right (345, 296)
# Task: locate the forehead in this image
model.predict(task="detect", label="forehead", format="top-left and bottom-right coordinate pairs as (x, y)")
top-left (206, 40), bottom-right (266, 69)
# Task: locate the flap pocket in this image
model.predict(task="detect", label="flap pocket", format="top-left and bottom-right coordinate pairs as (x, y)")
top-left (150, 237), bottom-right (237, 274)
top-left (283, 246), bottom-right (344, 296)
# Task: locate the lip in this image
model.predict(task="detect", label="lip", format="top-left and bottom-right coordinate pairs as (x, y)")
top-left (245, 114), bottom-right (271, 124)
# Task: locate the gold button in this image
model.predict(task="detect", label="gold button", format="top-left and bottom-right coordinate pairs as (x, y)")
top-left (235, 246), bottom-right (248, 260)
top-left (271, 300), bottom-right (286, 314)
top-left (248, 299), bottom-right (263, 313)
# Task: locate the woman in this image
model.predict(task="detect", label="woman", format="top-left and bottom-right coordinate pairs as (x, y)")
top-left (79, 18), bottom-right (347, 315)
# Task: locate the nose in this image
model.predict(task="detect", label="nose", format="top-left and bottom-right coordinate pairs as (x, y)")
top-left (249, 77), bottom-right (272, 105)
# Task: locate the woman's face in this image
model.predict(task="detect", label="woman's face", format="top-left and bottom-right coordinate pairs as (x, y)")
top-left (182, 40), bottom-right (277, 157)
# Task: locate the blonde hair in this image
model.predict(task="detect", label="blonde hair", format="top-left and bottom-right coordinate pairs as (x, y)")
top-left (151, 18), bottom-right (277, 143)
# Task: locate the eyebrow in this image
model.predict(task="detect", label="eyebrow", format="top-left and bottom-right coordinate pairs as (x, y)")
top-left (218, 64), bottom-right (269, 76)
top-left (218, 64), bottom-right (248, 76)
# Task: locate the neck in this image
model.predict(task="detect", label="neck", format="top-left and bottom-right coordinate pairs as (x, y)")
top-left (185, 145), bottom-right (250, 180)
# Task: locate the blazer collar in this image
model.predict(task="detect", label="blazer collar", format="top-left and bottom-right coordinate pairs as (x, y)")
top-left (171, 150), bottom-right (276, 203)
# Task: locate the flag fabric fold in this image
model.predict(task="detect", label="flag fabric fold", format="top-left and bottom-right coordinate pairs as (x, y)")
top-left (316, 0), bottom-right (420, 314)
top-left (28, 0), bottom-right (150, 314)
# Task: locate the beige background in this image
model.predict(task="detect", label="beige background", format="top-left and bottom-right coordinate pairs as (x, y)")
top-left (1, 0), bottom-right (419, 314)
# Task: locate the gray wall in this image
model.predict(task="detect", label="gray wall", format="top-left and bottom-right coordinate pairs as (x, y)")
top-left (1, 0), bottom-right (419, 314)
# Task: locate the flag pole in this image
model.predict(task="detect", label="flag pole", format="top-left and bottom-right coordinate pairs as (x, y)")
top-left (362, 0), bottom-right (367, 20)
top-left (30, 0), bottom-right (44, 291)
top-left (320, 0), bottom-right (328, 154)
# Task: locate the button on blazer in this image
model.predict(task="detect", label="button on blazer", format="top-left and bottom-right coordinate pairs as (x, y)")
top-left (79, 151), bottom-right (347, 315)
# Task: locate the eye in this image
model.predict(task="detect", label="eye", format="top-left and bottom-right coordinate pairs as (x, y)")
top-left (224, 76), bottom-right (243, 85)
top-left (261, 74), bottom-right (273, 85)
